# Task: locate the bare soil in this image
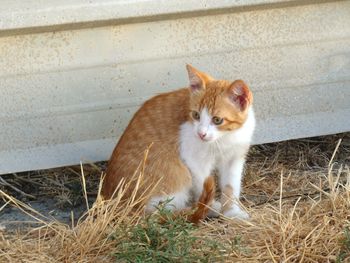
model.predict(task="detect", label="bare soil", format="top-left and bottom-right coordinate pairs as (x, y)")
top-left (0, 163), bottom-right (103, 232)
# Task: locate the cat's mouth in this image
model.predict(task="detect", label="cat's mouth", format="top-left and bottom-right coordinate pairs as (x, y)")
top-left (198, 135), bottom-right (214, 142)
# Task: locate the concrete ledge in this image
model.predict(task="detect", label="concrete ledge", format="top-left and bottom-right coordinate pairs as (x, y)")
top-left (0, 0), bottom-right (327, 33)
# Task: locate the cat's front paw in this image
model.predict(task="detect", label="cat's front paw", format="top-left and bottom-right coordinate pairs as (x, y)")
top-left (207, 200), bottom-right (221, 218)
top-left (223, 206), bottom-right (249, 220)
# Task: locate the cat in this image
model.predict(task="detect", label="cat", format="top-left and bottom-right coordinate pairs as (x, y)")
top-left (101, 64), bottom-right (255, 221)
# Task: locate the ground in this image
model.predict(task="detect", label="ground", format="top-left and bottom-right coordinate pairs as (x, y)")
top-left (0, 163), bottom-right (103, 231)
top-left (0, 133), bottom-right (349, 262)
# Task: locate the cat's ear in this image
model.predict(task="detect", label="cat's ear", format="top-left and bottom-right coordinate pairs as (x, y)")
top-left (186, 64), bottom-right (212, 93)
top-left (227, 80), bottom-right (253, 111)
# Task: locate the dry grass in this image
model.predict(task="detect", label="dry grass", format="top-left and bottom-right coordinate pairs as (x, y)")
top-left (0, 133), bottom-right (349, 262)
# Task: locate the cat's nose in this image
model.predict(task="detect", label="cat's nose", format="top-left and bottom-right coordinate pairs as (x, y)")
top-left (198, 132), bottom-right (207, 140)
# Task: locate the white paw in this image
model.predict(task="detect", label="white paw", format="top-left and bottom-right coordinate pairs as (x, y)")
top-left (207, 200), bottom-right (221, 218)
top-left (223, 206), bottom-right (250, 220)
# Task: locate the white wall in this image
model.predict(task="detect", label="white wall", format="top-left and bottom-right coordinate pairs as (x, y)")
top-left (1, 0), bottom-right (349, 174)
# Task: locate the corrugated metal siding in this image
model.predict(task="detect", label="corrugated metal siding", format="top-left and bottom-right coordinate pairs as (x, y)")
top-left (0, 0), bottom-right (349, 174)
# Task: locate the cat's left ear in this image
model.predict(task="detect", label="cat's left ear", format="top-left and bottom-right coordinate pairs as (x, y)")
top-left (186, 64), bottom-right (213, 93)
top-left (227, 80), bottom-right (253, 111)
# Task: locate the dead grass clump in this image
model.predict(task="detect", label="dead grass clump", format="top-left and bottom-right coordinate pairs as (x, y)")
top-left (0, 133), bottom-right (349, 262)
top-left (0, 166), bottom-right (149, 262)
top-left (237, 169), bottom-right (349, 262)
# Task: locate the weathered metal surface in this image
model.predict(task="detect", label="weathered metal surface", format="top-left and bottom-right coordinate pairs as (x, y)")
top-left (0, 0), bottom-right (349, 174)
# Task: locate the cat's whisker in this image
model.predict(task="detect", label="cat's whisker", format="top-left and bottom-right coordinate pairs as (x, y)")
top-left (215, 140), bottom-right (224, 157)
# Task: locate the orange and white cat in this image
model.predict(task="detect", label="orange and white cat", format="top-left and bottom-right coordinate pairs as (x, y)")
top-left (102, 65), bottom-right (255, 220)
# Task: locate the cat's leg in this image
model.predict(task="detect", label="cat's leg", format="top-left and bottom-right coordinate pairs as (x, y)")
top-left (219, 157), bottom-right (249, 219)
top-left (145, 188), bottom-right (190, 213)
top-left (207, 199), bottom-right (221, 217)
top-left (181, 153), bottom-right (211, 199)
top-left (191, 171), bottom-right (207, 200)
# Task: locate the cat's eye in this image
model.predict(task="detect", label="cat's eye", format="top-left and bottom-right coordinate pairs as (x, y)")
top-left (192, 111), bottom-right (200, 120)
top-left (212, 116), bottom-right (223, 125)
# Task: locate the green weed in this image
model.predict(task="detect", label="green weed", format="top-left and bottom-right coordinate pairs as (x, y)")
top-left (111, 203), bottom-right (227, 263)
top-left (336, 227), bottom-right (350, 263)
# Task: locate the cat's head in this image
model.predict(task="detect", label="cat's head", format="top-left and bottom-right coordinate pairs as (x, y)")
top-left (186, 64), bottom-right (253, 142)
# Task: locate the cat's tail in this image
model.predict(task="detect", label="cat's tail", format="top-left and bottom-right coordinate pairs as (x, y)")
top-left (187, 176), bottom-right (216, 224)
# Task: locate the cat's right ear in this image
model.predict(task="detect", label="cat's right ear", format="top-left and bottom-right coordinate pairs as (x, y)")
top-left (186, 64), bottom-right (211, 93)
